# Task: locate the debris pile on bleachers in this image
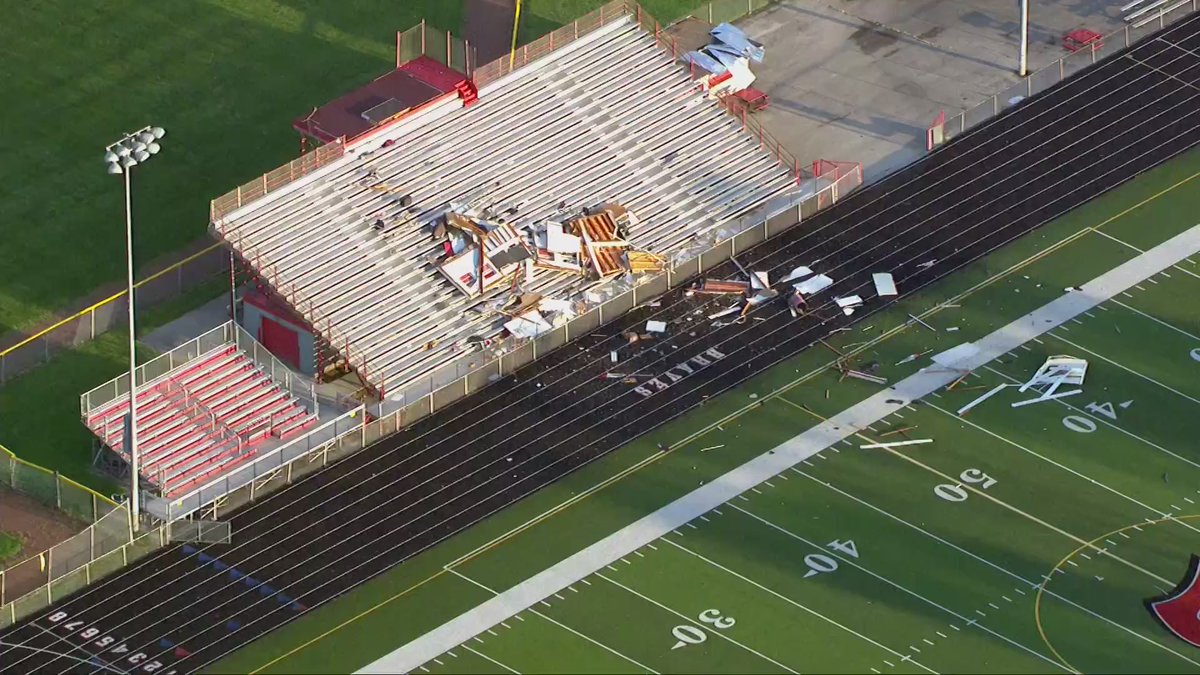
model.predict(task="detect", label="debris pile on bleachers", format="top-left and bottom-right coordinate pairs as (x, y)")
top-left (211, 12), bottom-right (798, 401)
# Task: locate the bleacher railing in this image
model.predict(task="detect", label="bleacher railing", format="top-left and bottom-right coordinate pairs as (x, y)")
top-left (232, 322), bottom-right (319, 415)
top-left (395, 20), bottom-right (472, 74)
top-left (155, 405), bottom-right (365, 521)
top-left (928, 0), bottom-right (1198, 148)
top-left (0, 444), bottom-right (169, 630)
top-left (472, 0), bottom-right (629, 89)
top-left (209, 140), bottom-right (345, 223)
top-left (80, 322), bottom-right (236, 419)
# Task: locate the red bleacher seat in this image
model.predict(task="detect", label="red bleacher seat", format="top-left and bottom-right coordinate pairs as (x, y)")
top-left (85, 345), bottom-right (319, 497)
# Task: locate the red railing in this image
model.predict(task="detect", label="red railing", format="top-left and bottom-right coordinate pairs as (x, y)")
top-left (209, 140), bottom-right (345, 222)
top-left (472, 0), bottom-right (631, 89)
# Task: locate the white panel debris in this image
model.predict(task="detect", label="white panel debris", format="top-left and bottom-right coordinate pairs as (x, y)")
top-left (780, 266), bottom-right (813, 284)
top-left (645, 320), bottom-right (667, 333)
top-left (872, 273), bottom-right (898, 297)
top-left (793, 274), bottom-right (833, 295)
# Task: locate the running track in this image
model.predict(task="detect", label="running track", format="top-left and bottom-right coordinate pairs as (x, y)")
top-left (3, 14), bottom-right (1200, 674)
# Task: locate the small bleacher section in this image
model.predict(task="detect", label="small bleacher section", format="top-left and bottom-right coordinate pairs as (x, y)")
top-left (85, 345), bottom-right (318, 497)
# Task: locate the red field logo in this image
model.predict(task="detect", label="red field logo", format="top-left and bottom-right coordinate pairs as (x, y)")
top-left (1147, 554), bottom-right (1200, 647)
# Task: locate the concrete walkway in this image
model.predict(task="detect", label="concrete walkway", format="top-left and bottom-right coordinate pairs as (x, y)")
top-left (743, 0), bottom-right (1125, 180)
top-left (359, 223), bottom-right (1200, 674)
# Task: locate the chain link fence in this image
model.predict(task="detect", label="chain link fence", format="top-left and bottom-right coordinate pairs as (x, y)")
top-left (0, 242), bottom-right (229, 387)
top-left (0, 445), bottom-right (170, 630)
top-left (929, 1), bottom-right (1199, 147)
top-left (689, 0), bottom-right (774, 24)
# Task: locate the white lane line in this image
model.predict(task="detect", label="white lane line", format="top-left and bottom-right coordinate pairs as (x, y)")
top-left (362, 227), bottom-right (1200, 674)
top-left (464, 645), bottom-right (521, 674)
top-left (596, 572), bottom-right (800, 674)
top-left (725, 505), bottom-right (1066, 670)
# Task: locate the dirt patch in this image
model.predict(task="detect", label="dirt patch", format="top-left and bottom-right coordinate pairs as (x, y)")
top-left (0, 487), bottom-right (85, 568)
top-left (0, 487), bottom-right (86, 603)
top-left (464, 0), bottom-right (517, 66)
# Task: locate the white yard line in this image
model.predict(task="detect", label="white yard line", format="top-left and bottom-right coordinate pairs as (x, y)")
top-left (724, 504), bottom-right (1065, 667)
top-left (793, 469), bottom-right (1200, 668)
top-left (670, 517), bottom-right (1056, 672)
top-left (1093, 227), bottom-right (1200, 282)
top-left (1110, 299), bottom-right (1200, 341)
top-left (982, 365), bottom-right (1200, 472)
top-left (356, 224), bottom-right (1200, 675)
top-left (444, 569), bottom-right (657, 674)
top-left (595, 572), bottom-right (801, 673)
top-left (1047, 334), bottom-right (1200, 407)
top-left (463, 645), bottom-right (521, 674)
top-left (924, 401), bottom-right (1200, 538)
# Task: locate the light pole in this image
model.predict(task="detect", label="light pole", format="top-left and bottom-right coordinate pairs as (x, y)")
top-left (104, 125), bottom-right (165, 532)
top-left (1019, 0), bottom-right (1030, 76)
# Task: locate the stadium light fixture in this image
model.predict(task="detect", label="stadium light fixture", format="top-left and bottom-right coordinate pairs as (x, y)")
top-left (102, 125), bottom-right (166, 533)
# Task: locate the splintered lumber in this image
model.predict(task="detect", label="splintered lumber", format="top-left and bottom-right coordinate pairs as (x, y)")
top-left (818, 338), bottom-right (844, 356)
top-left (627, 250), bottom-right (665, 273)
top-left (860, 439), bottom-right (933, 450)
top-left (846, 370), bottom-right (887, 384)
top-left (879, 425), bottom-right (917, 438)
top-left (1011, 389), bottom-right (1082, 408)
top-left (695, 278), bottom-right (751, 294)
top-left (909, 313), bottom-right (937, 332)
top-left (956, 383), bottom-right (1009, 416)
top-left (570, 212), bottom-right (628, 278)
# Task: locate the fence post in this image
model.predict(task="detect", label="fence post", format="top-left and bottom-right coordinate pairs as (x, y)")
top-left (54, 472), bottom-right (61, 509)
top-left (708, 3), bottom-right (713, 23)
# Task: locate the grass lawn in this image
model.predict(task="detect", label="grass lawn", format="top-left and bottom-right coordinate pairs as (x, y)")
top-left (206, 150), bottom-right (1200, 673)
top-left (0, 0), bottom-right (714, 338)
top-left (0, 532), bottom-right (21, 565)
top-left (0, 0), bottom-right (461, 337)
top-left (0, 0), bottom-right (721, 502)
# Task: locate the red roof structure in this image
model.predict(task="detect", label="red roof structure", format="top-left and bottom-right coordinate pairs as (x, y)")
top-left (293, 56), bottom-right (466, 143)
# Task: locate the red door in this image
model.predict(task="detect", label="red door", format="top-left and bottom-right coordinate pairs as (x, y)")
top-left (259, 316), bottom-right (300, 370)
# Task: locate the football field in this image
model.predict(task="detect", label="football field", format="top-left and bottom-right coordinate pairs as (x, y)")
top-left (210, 150), bottom-right (1200, 675)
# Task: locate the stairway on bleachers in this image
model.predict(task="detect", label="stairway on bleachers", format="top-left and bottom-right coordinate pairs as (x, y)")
top-left (85, 346), bottom-right (319, 497)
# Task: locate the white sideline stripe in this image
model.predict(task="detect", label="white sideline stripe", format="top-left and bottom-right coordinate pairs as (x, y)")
top-left (356, 225), bottom-right (1200, 674)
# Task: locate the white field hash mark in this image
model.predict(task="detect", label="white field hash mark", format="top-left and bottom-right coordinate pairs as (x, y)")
top-left (724, 505), bottom-right (1063, 670)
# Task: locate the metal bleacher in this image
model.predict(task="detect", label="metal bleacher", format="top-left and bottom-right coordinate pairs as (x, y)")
top-left (85, 345), bottom-right (319, 497)
top-left (212, 14), bottom-right (797, 400)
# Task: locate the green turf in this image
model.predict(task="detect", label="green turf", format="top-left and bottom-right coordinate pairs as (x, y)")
top-left (0, 0), bottom-right (461, 337)
top-left (0, 0), bottom-right (715, 338)
top-left (206, 151), bottom-right (1200, 673)
top-left (0, 0), bottom-right (715, 492)
top-left (0, 532), bottom-right (22, 565)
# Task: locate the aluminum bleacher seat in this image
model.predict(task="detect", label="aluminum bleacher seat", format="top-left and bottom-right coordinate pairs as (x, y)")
top-left (213, 14), bottom-right (796, 403)
top-left (84, 345), bottom-right (319, 497)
